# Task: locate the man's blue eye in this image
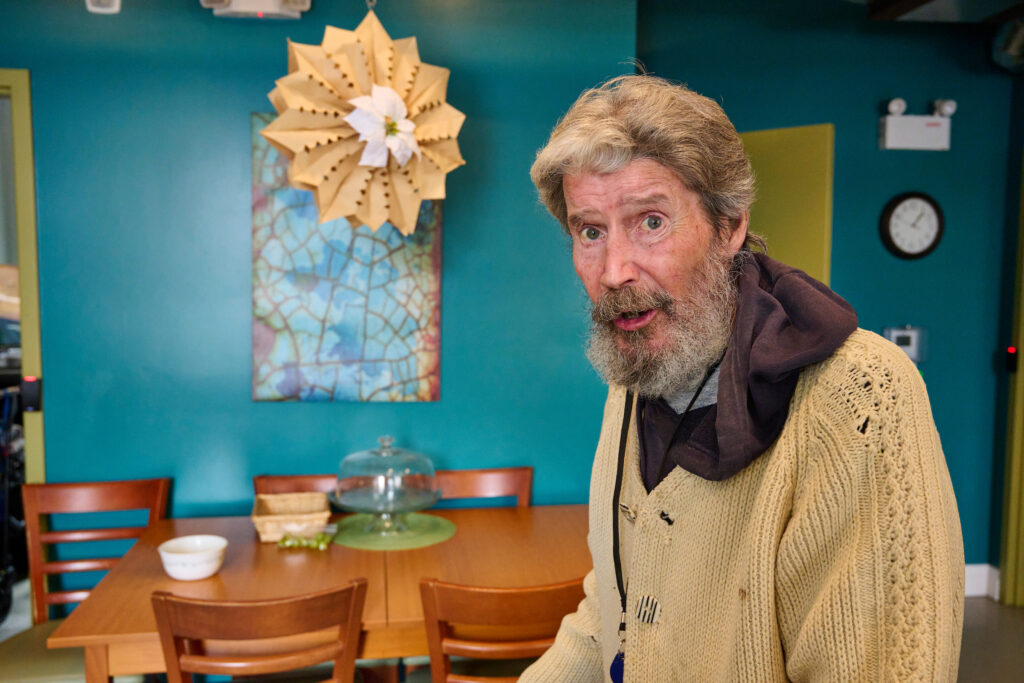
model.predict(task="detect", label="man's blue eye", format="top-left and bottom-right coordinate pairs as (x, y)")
top-left (582, 227), bottom-right (601, 241)
top-left (643, 216), bottom-right (663, 230)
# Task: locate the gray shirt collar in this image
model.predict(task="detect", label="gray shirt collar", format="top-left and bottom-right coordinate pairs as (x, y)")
top-left (664, 363), bottom-right (721, 414)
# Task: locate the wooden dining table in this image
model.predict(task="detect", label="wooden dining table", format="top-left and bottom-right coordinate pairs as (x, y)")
top-left (46, 504), bottom-right (590, 682)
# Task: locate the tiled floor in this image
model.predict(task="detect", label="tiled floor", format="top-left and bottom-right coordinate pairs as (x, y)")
top-left (2, 586), bottom-right (1023, 680)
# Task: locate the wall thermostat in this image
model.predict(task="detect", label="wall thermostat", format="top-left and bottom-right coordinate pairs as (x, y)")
top-left (883, 326), bottom-right (926, 364)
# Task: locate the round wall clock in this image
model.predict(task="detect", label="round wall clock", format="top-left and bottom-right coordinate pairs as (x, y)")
top-left (879, 191), bottom-right (944, 259)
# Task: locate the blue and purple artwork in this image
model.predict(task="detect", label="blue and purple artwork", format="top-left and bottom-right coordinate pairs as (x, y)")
top-left (251, 113), bottom-right (441, 402)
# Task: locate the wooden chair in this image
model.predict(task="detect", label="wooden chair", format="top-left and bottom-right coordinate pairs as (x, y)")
top-left (21, 477), bottom-right (171, 624)
top-left (151, 580), bottom-right (367, 683)
top-left (254, 467), bottom-right (533, 507)
top-left (418, 577), bottom-right (584, 683)
top-left (0, 477), bottom-right (170, 683)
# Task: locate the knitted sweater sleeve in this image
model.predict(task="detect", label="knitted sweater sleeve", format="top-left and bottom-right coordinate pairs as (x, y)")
top-left (519, 568), bottom-right (604, 682)
top-left (775, 330), bottom-right (964, 682)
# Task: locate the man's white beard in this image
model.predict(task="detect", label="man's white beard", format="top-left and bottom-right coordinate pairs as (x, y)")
top-left (584, 245), bottom-right (737, 398)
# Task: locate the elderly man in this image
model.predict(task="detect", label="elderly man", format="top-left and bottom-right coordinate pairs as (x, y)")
top-left (522, 75), bottom-right (964, 682)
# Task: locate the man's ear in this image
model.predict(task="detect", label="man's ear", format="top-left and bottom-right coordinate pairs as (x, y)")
top-left (725, 212), bottom-right (749, 256)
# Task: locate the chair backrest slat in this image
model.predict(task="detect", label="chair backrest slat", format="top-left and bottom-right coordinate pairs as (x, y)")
top-left (152, 580), bottom-right (367, 683)
top-left (41, 526), bottom-right (147, 544)
top-left (22, 478), bottom-right (171, 624)
top-left (443, 636), bottom-right (556, 659)
top-left (42, 558), bottom-right (118, 575)
top-left (434, 467), bottom-right (532, 508)
top-left (178, 641), bottom-right (342, 677)
top-left (29, 479), bottom-right (170, 518)
top-left (428, 580), bottom-right (582, 626)
top-left (419, 577), bottom-right (584, 683)
top-left (44, 589), bottom-right (91, 607)
top-left (447, 676), bottom-right (518, 683)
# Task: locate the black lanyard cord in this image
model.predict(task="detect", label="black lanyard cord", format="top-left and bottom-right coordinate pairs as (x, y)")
top-left (611, 352), bottom-right (724, 617)
top-left (611, 389), bottom-right (634, 615)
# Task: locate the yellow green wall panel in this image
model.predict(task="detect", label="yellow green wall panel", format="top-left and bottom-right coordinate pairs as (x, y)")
top-left (740, 123), bottom-right (834, 285)
top-left (0, 68), bottom-right (43, 483)
top-left (1001, 152), bottom-right (1024, 605)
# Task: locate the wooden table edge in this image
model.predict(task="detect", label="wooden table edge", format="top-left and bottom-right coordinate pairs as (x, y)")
top-left (48, 628), bottom-right (153, 650)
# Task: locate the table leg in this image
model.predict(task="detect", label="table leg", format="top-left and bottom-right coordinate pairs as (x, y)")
top-left (84, 645), bottom-right (112, 683)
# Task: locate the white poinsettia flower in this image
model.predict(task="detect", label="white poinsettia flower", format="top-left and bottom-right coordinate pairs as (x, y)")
top-left (262, 12), bottom-right (466, 233)
top-left (344, 84), bottom-right (420, 168)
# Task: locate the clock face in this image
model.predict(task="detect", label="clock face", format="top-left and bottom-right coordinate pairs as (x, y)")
top-left (880, 192), bottom-right (944, 259)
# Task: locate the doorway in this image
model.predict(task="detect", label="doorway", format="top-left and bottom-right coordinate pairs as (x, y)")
top-left (0, 68), bottom-right (42, 623)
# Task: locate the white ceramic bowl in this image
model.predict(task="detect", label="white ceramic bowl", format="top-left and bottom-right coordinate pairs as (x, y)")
top-left (157, 535), bottom-right (228, 581)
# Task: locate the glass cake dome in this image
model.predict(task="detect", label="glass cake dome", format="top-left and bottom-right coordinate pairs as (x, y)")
top-left (334, 435), bottom-right (440, 535)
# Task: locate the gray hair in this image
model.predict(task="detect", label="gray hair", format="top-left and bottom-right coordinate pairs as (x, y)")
top-left (531, 74), bottom-right (763, 250)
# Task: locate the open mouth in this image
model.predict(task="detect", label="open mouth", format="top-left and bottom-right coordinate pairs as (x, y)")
top-left (614, 309), bottom-right (656, 331)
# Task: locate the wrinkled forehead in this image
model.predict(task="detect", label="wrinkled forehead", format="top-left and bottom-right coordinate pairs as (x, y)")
top-left (563, 159), bottom-right (698, 217)
top-left (563, 155), bottom-right (696, 196)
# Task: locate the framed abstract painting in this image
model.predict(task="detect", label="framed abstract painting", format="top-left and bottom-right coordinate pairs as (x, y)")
top-left (251, 113), bottom-right (441, 402)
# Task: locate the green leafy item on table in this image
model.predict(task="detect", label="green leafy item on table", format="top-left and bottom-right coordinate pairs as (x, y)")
top-left (277, 532), bottom-right (332, 551)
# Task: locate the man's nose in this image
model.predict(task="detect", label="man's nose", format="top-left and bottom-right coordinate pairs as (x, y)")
top-left (599, 229), bottom-right (640, 290)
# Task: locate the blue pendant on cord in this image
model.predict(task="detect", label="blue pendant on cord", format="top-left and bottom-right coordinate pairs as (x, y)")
top-left (610, 651), bottom-right (624, 683)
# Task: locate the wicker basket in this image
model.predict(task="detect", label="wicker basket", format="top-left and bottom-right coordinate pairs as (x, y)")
top-left (251, 492), bottom-right (331, 542)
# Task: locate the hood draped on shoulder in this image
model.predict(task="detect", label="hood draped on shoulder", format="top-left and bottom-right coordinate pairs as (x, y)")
top-left (663, 252), bottom-right (858, 481)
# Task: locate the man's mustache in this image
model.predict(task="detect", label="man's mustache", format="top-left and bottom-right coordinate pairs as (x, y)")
top-left (591, 286), bottom-right (675, 324)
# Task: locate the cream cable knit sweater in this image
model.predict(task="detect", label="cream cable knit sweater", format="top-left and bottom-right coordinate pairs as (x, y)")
top-left (522, 330), bottom-right (964, 682)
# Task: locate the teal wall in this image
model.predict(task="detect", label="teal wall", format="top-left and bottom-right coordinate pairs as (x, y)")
top-left (0, 1), bottom-right (635, 515)
top-left (1, 0), bottom-right (1018, 566)
top-left (639, 0), bottom-right (1017, 565)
